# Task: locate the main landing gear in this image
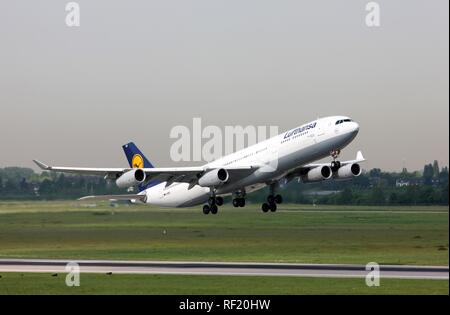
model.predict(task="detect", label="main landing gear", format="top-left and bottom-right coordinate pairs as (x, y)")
top-left (203, 190), bottom-right (246, 214)
top-left (261, 194), bottom-right (282, 213)
top-left (261, 183), bottom-right (282, 213)
top-left (202, 195), bottom-right (223, 215)
top-left (232, 190), bottom-right (246, 208)
top-left (232, 197), bottom-right (245, 208)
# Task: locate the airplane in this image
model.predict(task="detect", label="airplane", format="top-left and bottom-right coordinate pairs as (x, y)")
top-left (33, 116), bottom-right (365, 214)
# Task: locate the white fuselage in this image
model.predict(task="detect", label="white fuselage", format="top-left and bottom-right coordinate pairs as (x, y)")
top-left (142, 116), bottom-right (359, 207)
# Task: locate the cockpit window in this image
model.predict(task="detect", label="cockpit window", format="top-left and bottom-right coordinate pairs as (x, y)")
top-left (335, 119), bottom-right (352, 125)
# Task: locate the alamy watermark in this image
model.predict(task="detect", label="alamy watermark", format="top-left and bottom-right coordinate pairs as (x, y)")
top-left (365, 262), bottom-right (380, 287)
top-left (365, 2), bottom-right (381, 27)
top-left (65, 2), bottom-right (80, 27)
top-left (64, 2), bottom-right (379, 29)
top-left (65, 262), bottom-right (80, 287)
top-left (169, 118), bottom-right (279, 163)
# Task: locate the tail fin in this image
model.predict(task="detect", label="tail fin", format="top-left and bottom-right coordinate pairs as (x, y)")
top-left (122, 142), bottom-right (154, 169)
top-left (122, 142), bottom-right (159, 192)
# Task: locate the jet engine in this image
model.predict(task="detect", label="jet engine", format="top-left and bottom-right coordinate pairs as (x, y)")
top-left (198, 168), bottom-right (229, 187)
top-left (334, 163), bottom-right (362, 179)
top-left (116, 169), bottom-right (146, 188)
top-left (301, 165), bottom-right (332, 183)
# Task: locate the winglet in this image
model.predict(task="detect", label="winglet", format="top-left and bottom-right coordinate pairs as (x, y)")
top-left (33, 159), bottom-right (51, 170)
top-left (356, 151), bottom-right (365, 162)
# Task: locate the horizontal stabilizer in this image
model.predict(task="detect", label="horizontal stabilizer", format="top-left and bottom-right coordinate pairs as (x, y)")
top-left (78, 194), bottom-right (147, 202)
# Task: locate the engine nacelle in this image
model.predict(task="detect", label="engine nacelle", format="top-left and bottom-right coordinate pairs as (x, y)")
top-left (198, 168), bottom-right (229, 187)
top-left (116, 169), bottom-right (146, 188)
top-left (334, 163), bottom-right (362, 179)
top-left (301, 165), bottom-right (332, 183)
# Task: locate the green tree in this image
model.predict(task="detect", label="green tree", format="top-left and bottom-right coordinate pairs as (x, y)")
top-left (369, 168), bottom-right (381, 178)
top-left (38, 179), bottom-right (54, 197)
top-left (439, 167), bottom-right (449, 186)
top-left (389, 192), bottom-right (399, 204)
top-left (337, 188), bottom-right (353, 204)
top-left (432, 160), bottom-right (440, 178)
top-left (423, 163), bottom-right (434, 185)
top-left (370, 185), bottom-right (386, 205)
top-left (441, 183), bottom-right (449, 204)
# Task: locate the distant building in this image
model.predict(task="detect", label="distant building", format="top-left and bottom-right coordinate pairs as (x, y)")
top-left (395, 178), bottom-right (422, 187)
top-left (395, 179), bottom-right (410, 187)
top-left (431, 178), bottom-right (441, 187)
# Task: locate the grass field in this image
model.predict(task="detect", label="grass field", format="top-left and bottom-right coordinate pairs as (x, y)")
top-left (0, 201), bottom-right (448, 294)
top-left (0, 273), bottom-right (447, 295)
top-left (0, 201), bottom-right (448, 265)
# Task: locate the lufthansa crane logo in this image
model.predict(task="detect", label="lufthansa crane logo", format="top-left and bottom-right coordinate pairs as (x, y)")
top-left (131, 154), bottom-right (144, 168)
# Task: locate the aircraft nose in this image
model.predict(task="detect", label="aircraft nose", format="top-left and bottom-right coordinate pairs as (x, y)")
top-left (350, 121), bottom-right (359, 135)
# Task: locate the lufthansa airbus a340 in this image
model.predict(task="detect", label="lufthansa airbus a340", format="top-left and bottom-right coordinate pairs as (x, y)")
top-left (34, 116), bottom-right (365, 214)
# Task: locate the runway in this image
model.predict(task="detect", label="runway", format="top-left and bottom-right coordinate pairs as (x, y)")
top-left (0, 259), bottom-right (447, 280)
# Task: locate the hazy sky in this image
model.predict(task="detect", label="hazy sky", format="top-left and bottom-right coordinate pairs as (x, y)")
top-left (0, 0), bottom-right (448, 171)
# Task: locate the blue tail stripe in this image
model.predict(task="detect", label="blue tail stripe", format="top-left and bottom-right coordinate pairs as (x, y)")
top-left (122, 142), bottom-right (160, 192)
top-left (122, 142), bottom-right (154, 168)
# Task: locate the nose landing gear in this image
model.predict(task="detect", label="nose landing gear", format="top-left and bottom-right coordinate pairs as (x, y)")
top-left (330, 149), bottom-right (341, 172)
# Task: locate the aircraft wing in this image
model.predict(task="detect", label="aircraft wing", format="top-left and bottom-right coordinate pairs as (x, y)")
top-left (302, 151), bottom-right (366, 169)
top-left (33, 159), bottom-right (257, 186)
top-left (33, 159), bottom-right (128, 177)
top-left (283, 151), bottom-right (366, 180)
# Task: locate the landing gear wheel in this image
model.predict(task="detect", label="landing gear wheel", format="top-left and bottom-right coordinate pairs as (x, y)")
top-left (267, 195), bottom-right (275, 204)
top-left (269, 203), bottom-right (277, 212)
top-left (233, 198), bottom-right (245, 207)
top-left (274, 194), bottom-right (283, 204)
top-left (210, 204), bottom-right (218, 214)
top-left (330, 149), bottom-right (341, 159)
top-left (261, 203), bottom-right (269, 213)
top-left (203, 205), bottom-right (210, 215)
top-left (215, 196), bottom-right (224, 206)
top-left (331, 160), bottom-right (341, 172)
